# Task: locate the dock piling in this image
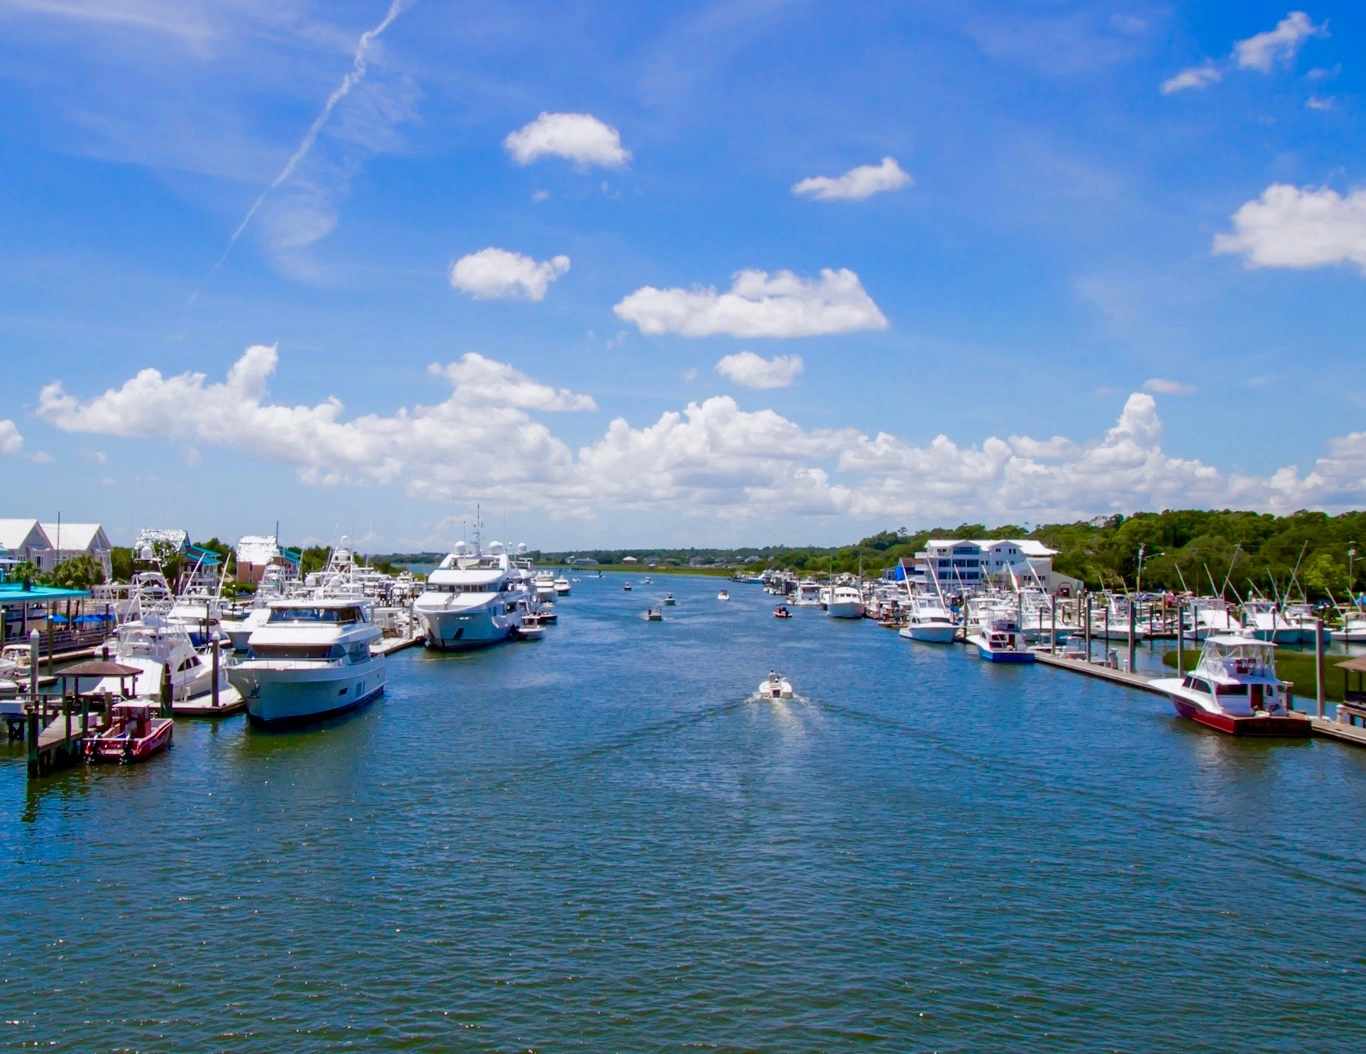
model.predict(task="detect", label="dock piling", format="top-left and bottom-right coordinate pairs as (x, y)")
top-left (211, 639), bottom-right (221, 709)
top-left (1128, 602), bottom-right (1136, 673)
top-left (1315, 618), bottom-right (1325, 719)
top-left (1176, 601), bottom-right (1185, 678)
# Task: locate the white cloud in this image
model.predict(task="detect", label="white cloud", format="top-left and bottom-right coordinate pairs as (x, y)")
top-left (32, 349), bottom-right (1366, 522)
top-left (1213, 184), bottom-right (1366, 273)
top-left (36, 345), bottom-right (594, 494)
top-left (503, 112), bottom-right (630, 168)
top-left (531, 189), bottom-right (550, 202)
top-left (792, 157), bottom-right (913, 201)
top-left (449, 248), bottom-right (570, 301)
top-left (1306, 96), bottom-right (1334, 111)
top-left (614, 268), bottom-right (888, 338)
top-left (1143, 378), bottom-right (1195, 395)
top-left (427, 354), bottom-right (596, 411)
top-left (1161, 64), bottom-right (1222, 94)
top-left (715, 351), bottom-right (804, 389)
top-left (0, 419), bottom-right (23, 456)
top-left (1233, 11), bottom-right (1326, 72)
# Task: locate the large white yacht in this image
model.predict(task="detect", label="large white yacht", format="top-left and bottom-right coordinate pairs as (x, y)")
top-left (414, 532), bottom-right (531, 651)
top-left (826, 584), bottom-right (866, 619)
top-left (793, 580), bottom-right (823, 607)
top-left (227, 597), bottom-right (385, 726)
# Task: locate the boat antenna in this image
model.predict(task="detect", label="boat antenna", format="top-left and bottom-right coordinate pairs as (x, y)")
top-left (1174, 561), bottom-right (1191, 595)
top-left (1219, 544), bottom-right (1241, 599)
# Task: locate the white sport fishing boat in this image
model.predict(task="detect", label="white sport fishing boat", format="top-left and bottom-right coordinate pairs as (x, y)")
top-left (82, 613), bottom-right (228, 704)
top-left (414, 524), bottom-right (532, 651)
top-left (899, 594), bottom-right (958, 644)
top-left (793, 580), bottom-right (823, 607)
top-left (966, 618), bottom-right (1035, 663)
top-left (1151, 635), bottom-right (1309, 736)
top-left (227, 597), bottom-right (385, 726)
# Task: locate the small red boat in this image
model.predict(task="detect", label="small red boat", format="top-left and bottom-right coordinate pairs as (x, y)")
top-left (85, 701), bottom-right (174, 764)
top-left (774, 605), bottom-right (793, 619)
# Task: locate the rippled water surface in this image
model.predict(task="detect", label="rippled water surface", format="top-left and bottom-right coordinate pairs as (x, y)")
top-left (4, 573), bottom-right (1366, 1052)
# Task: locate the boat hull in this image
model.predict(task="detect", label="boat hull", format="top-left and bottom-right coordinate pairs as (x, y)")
top-left (86, 720), bottom-right (174, 764)
top-left (417, 605), bottom-right (518, 651)
top-left (976, 646), bottom-right (1035, 663)
top-left (827, 602), bottom-right (865, 619)
top-left (1151, 678), bottom-right (1313, 737)
top-left (228, 658), bottom-right (386, 727)
top-left (901, 624), bottom-right (957, 644)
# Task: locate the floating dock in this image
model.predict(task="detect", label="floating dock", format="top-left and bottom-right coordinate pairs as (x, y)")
top-left (1310, 716), bottom-right (1366, 748)
top-left (373, 634), bottom-right (424, 657)
top-left (171, 686), bottom-right (246, 717)
top-left (1032, 649), bottom-right (1165, 695)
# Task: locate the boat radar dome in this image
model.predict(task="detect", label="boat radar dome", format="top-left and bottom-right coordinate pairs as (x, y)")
top-left (139, 546), bottom-right (154, 562)
top-left (487, 540), bottom-right (506, 556)
top-left (452, 541), bottom-right (470, 556)
top-left (516, 542), bottom-right (528, 554)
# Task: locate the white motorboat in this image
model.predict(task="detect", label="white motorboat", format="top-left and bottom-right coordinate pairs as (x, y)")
top-left (717, 589), bottom-right (730, 601)
top-left (514, 614), bottom-right (545, 641)
top-left (759, 670), bottom-right (793, 700)
top-left (227, 597), bottom-right (385, 726)
top-left (554, 576), bottom-right (571, 596)
top-left (663, 593), bottom-right (676, 606)
top-left (1240, 600), bottom-right (1300, 645)
top-left (1151, 635), bottom-right (1309, 736)
top-left (414, 533), bottom-right (531, 651)
top-left (623, 581), bottom-right (633, 592)
top-left (899, 594), bottom-right (958, 644)
top-left (532, 571), bottom-right (558, 604)
top-left (645, 608), bottom-right (663, 621)
top-left (793, 580), bottom-right (823, 607)
top-left (966, 618), bottom-right (1035, 663)
top-left (1181, 597), bottom-right (1240, 642)
top-left (80, 613), bottom-right (228, 704)
top-left (826, 584), bottom-right (865, 619)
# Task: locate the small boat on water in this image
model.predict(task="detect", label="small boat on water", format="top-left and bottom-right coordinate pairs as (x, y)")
top-left (1151, 635), bottom-right (1310, 736)
top-left (554, 576), bottom-right (571, 595)
top-left (966, 619), bottom-right (1035, 663)
top-left (759, 670), bottom-right (793, 700)
top-left (84, 701), bottom-right (174, 764)
top-left (663, 593), bottom-right (676, 605)
top-left (645, 608), bottom-right (663, 621)
top-left (514, 615), bottom-right (545, 641)
top-left (623, 581), bottom-right (633, 592)
top-left (643, 576), bottom-right (653, 584)
top-left (717, 590), bottom-right (730, 602)
top-left (774, 605), bottom-right (792, 619)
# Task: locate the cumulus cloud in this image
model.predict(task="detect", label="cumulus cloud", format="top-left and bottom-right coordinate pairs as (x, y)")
top-left (1234, 11), bottom-right (1326, 72)
top-left (715, 352), bottom-right (804, 389)
top-left (1160, 11), bottom-right (1326, 96)
top-left (1161, 64), bottom-right (1221, 94)
top-left (503, 112), bottom-right (630, 168)
top-left (614, 268), bottom-right (888, 338)
top-left (0, 419), bottom-right (23, 457)
top-left (449, 248), bottom-right (570, 301)
top-left (36, 345), bottom-right (594, 493)
top-left (1143, 378), bottom-right (1195, 395)
top-left (792, 157), bottom-right (913, 201)
top-left (1213, 184), bottom-right (1366, 273)
top-left (31, 348), bottom-right (1366, 522)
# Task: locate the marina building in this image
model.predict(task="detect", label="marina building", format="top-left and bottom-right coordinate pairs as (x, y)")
top-left (39, 522), bottom-right (113, 581)
top-left (909, 539), bottom-right (1080, 594)
top-left (234, 534), bottom-right (301, 585)
top-left (0, 519), bottom-right (53, 572)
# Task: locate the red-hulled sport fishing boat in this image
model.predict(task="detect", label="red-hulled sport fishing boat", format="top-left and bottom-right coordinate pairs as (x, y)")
top-left (1151, 635), bottom-right (1310, 736)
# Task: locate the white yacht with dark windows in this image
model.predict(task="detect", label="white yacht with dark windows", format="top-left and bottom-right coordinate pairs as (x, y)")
top-left (226, 597), bottom-right (385, 726)
top-left (414, 531), bottom-right (532, 651)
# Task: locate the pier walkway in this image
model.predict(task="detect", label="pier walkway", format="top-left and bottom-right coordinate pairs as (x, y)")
top-left (1032, 650), bottom-right (1165, 694)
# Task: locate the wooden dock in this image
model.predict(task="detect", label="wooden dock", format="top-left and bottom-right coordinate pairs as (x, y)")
top-left (1032, 649), bottom-right (1166, 695)
top-left (1310, 716), bottom-right (1366, 748)
top-left (373, 634), bottom-right (423, 657)
top-left (171, 685), bottom-right (246, 717)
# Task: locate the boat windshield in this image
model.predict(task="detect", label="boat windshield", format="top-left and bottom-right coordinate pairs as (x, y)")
top-left (268, 607), bottom-right (361, 624)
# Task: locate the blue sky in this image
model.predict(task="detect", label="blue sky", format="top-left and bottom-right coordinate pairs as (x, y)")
top-left (0, 1), bottom-right (1362, 551)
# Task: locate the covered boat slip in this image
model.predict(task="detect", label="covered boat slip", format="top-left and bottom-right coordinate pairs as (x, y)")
top-left (1315, 657), bottom-right (1366, 747)
top-left (0, 582), bottom-right (109, 662)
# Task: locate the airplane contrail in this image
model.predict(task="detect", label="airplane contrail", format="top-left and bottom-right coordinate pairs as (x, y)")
top-left (190, 0), bottom-right (414, 303)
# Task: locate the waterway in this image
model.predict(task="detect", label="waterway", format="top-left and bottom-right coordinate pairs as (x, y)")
top-left (3, 572), bottom-right (1365, 1052)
